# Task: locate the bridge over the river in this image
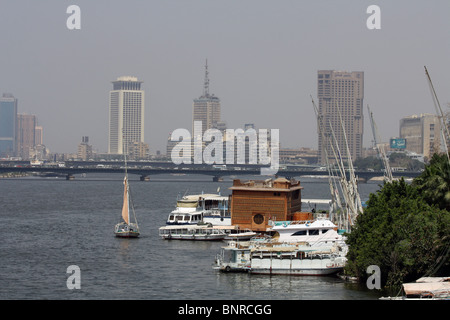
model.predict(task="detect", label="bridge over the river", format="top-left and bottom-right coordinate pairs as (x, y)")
top-left (0, 162), bottom-right (421, 182)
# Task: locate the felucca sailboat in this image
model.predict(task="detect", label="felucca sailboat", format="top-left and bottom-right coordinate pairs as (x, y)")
top-left (114, 156), bottom-right (140, 238)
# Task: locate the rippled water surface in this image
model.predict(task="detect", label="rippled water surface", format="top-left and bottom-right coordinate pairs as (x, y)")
top-left (0, 174), bottom-right (383, 300)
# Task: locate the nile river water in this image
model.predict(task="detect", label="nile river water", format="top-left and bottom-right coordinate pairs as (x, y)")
top-left (0, 173), bottom-right (384, 300)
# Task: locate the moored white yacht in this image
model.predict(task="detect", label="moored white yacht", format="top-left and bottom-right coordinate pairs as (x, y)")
top-left (268, 215), bottom-right (346, 250)
top-left (166, 194), bottom-right (203, 225)
top-left (166, 193), bottom-right (230, 226)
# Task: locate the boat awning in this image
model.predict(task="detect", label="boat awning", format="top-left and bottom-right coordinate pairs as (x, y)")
top-left (403, 277), bottom-right (450, 296)
top-left (201, 195), bottom-right (229, 201)
top-left (302, 199), bottom-right (332, 204)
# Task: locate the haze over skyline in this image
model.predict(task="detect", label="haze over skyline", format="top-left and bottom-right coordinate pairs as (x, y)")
top-left (0, 1), bottom-right (449, 155)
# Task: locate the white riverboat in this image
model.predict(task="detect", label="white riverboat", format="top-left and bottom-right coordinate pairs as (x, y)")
top-left (159, 225), bottom-right (227, 241)
top-left (268, 215), bottom-right (346, 250)
top-left (166, 193), bottom-right (230, 226)
top-left (214, 240), bottom-right (346, 276)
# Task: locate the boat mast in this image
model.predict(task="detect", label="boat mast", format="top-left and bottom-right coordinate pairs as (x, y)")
top-left (367, 105), bottom-right (393, 182)
top-left (424, 66), bottom-right (450, 164)
top-left (311, 95), bottom-right (344, 225)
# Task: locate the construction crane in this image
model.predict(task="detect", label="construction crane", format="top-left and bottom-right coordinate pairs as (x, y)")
top-left (367, 105), bottom-right (393, 182)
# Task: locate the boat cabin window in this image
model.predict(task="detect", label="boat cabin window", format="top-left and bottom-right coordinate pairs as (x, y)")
top-left (184, 216), bottom-right (190, 221)
top-left (169, 215), bottom-right (174, 221)
top-left (308, 229), bottom-right (319, 235)
top-left (292, 230), bottom-right (307, 236)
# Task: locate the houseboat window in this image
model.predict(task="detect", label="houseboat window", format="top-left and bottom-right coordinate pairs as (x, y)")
top-left (292, 230), bottom-right (307, 236)
top-left (253, 214), bottom-right (264, 225)
top-left (184, 216), bottom-right (190, 221)
top-left (169, 215), bottom-right (174, 220)
top-left (308, 229), bottom-right (319, 235)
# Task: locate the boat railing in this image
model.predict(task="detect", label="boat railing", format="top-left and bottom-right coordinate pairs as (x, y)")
top-left (205, 209), bottom-right (230, 217)
top-left (268, 220), bottom-right (313, 227)
top-left (268, 215), bottom-right (334, 227)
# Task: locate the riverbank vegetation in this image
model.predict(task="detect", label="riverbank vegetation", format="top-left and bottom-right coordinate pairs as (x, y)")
top-left (354, 152), bottom-right (425, 171)
top-left (344, 152), bottom-right (450, 289)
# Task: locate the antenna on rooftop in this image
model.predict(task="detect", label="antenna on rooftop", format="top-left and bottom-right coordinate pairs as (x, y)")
top-left (203, 59), bottom-right (210, 97)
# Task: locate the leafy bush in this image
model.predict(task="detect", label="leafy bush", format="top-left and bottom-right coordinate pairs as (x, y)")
top-left (345, 175), bottom-right (450, 288)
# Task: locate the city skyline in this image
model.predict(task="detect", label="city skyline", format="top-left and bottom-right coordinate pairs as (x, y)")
top-left (0, 1), bottom-right (449, 155)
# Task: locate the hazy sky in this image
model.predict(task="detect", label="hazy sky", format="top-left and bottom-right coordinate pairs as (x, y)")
top-left (0, 0), bottom-right (449, 154)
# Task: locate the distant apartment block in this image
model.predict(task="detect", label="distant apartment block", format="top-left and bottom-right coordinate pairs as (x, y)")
top-left (399, 113), bottom-right (441, 159)
top-left (77, 136), bottom-right (93, 160)
top-left (128, 141), bottom-right (149, 160)
top-left (317, 70), bottom-right (364, 164)
top-left (108, 76), bottom-right (145, 155)
top-left (16, 114), bottom-right (36, 159)
top-left (35, 126), bottom-right (43, 146)
top-left (279, 147), bottom-right (318, 164)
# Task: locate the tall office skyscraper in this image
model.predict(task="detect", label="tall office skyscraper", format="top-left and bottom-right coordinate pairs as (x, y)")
top-left (0, 93), bottom-right (18, 157)
top-left (108, 76), bottom-right (145, 155)
top-left (317, 70), bottom-right (364, 164)
top-left (192, 60), bottom-right (221, 136)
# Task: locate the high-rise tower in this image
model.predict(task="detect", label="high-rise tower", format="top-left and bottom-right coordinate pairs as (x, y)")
top-left (16, 114), bottom-right (36, 159)
top-left (108, 76), bottom-right (145, 155)
top-left (317, 70), bottom-right (364, 164)
top-left (0, 93), bottom-right (18, 157)
top-left (192, 60), bottom-right (221, 136)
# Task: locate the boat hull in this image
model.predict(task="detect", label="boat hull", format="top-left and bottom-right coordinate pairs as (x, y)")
top-left (115, 231), bottom-right (140, 238)
top-left (161, 234), bottom-right (225, 241)
top-left (224, 232), bottom-right (257, 241)
top-left (114, 222), bottom-right (139, 238)
top-left (249, 267), bottom-right (343, 276)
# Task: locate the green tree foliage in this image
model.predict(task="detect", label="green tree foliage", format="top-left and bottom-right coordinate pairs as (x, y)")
top-left (413, 153), bottom-right (450, 211)
top-left (345, 177), bottom-right (450, 288)
top-left (354, 153), bottom-right (424, 171)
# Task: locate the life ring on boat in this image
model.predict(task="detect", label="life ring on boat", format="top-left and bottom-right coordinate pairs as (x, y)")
top-left (225, 266), bottom-right (231, 272)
